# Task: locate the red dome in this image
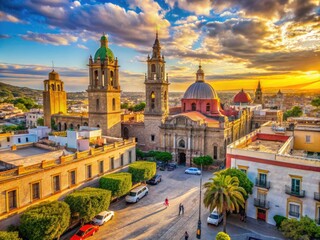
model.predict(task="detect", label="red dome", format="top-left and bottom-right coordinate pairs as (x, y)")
top-left (233, 89), bottom-right (252, 104)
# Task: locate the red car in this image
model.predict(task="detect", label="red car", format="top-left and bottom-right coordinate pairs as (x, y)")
top-left (70, 224), bottom-right (99, 240)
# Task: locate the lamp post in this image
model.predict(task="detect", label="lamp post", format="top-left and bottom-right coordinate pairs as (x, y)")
top-left (196, 163), bottom-right (203, 239)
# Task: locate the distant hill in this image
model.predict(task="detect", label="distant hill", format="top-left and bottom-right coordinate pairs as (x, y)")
top-left (0, 82), bottom-right (42, 100)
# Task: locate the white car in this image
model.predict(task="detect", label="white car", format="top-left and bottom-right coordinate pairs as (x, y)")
top-left (92, 211), bottom-right (114, 225)
top-left (125, 185), bottom-right (149, 203)
top-left (185, 167), bottom-right (201, 175)
top-left (207, 208), bottom-right (223, 226)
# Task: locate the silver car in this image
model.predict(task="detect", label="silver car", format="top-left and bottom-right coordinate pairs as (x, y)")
top-left (185, 167), bottom-right (201, 175)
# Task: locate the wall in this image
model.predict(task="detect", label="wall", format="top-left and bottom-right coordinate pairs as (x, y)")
top-left (294, 129), bottom-right (320, 152)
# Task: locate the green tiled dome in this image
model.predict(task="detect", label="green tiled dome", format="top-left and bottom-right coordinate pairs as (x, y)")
top-left (94, 46), bottom-right (114, 62)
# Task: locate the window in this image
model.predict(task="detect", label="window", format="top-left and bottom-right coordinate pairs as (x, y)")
top-left (191, 103), bottom-right (196, 111)
top-left (151, 92), bottom-right (155, 109)
top-left (31, 182), bottom-right (40, 201)
top-left (151, 135), bottom-right (155, 142)
top-left (86, 165), bottom-right (92, 179)
top-left (129, 151), bottom-right (132, 163)
top-left (96, 99), bottom-right (100, 111)
top-left (53, 175), bottom-right (60, 193)
top-left (213, 146), bottom-right (218, 160)
top-left (123, 127), bottom-right (129, 139)
top-left (7, 190), bottom-right (17, 211)
top-left (110, 71), bottom-right (114, 86)
top-left (179, 139), bottom-right (185, 148)
top-left (99, 161), bottom-right (104, 174)
top-left (291, 178), bottom-right (301, 194)
top-left (306, 135), bottom-right (311, 143)
top-left (259, 173), bottom-right (267, 185)
top-left (183, 103), bottom-right (186, 112)
top-left (112, 98), bottom-right (116, 111)
top-left (151, 64), bottom-right (156, 73)
top-left (238, 165), bottom-right (249, 174)
top-left (26, 137), bottom-right (29, 142)
top-left (206, 103), bottom-right (210, 112)
top-left (18, 138), bottom-right (21, 143)
top-left (289, 203), bottom-right (300, 218)
top-left (240, 169), bottom-right (247, 174)
top-left (111, 157), bottom-right (114, 169)
top-left (120, 154), bottom-right (124, 166)
top-left (69, 170), bottom-right (76, 186)
top-left (7, 137), bottom-right (10, 142)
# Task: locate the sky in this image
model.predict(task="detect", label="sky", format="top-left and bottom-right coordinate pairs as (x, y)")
top-left (0, 0), bottom-right (319, 93)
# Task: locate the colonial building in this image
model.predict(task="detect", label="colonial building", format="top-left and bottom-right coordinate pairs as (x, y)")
top-left (226, 119), bottom-right (320, 225)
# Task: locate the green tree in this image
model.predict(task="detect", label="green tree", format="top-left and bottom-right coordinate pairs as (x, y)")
top-left (20, 201), bottom-right (70, 240)
top-left (284, 106), bottom-right (303, 120)
top-left (132, 102), bottom-right (146, 112)
top-left (203, 174), bottom-right (246, 233)
top-left (36, 117), bottom-right (44, 126)
top-left (216, 232), bottom-right (231, 240)
top-left (311, 96), bottom-right (320, 108)
top-left (218, 168), bottom-right (253, 199)
top-left (15, 103), bottom-right (27, 112)
top-left (128, 161), bottom-right (156, 183)
top-left (136, 148), bottom-right (145, 159)
top-left (193, 155), bottom-right (214, 166)
top-left (11, 97), bottom-right (37, 110)
top-left (273, 215), bottom-right (287, 228)
top-left (100, 172), bottom-right (132, 198)
top-left (280, 216), bottom-right (320, 240)
top-left (64, 187), bottom-right (111, 223)
top-left (121, 102), bottom-right (129, 109)
top-left (154, 151), bottom-right (172, 163)
top-left (0, 231), bottom-right (21, 240)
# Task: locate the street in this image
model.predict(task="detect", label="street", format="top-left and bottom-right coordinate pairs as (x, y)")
top-left (63, 167), bottom-right (284, 240)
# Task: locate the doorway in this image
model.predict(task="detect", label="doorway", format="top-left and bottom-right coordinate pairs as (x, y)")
top-left (178, 152), bottom-right (186, 166)
top-left (257, 208), bottom-right (266, 221)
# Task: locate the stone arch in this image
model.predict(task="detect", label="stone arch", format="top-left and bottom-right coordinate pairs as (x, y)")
top-left (151, 64), bottom-right (156, 73)
top-left (57, 85), bottom-right (60, 91)
top-left (83, 122), bottom-right (88, 126)
top-left (77, 124), bottom-right (80, 130)
top-left (191, 102), bottom-right (196, 111)
top-left (151, 92), bottom-right (155, 109)
top-left (69, 123), bottom-right (74, 130)
top-left (178, 139), bottom-right (186, 148)
top-left (64, 123), bottom-right (67, 131)
top-left (110, 71), bottom-right (114, 86)
top-left (97, 124), bottom-right (100, 128)
top-left (58, 122), bottom-right (62, 131)
top-left (51, 84), bottom-right (55, 91)
top-left (123, 127), bottom-right (129, 139)
top-left (94, 70), bottom-right (98, 86)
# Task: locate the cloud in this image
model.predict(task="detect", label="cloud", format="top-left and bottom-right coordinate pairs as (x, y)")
top-left (20, 31), bottom-right (78, 45)
top-left (165, 0), bottom-right (212, 15)
top-left (0, 10), bottom-right (21, 22)
top-left (77, 44), bottom-right (88, 50)
top-left (0, 34), bottom-right (10, 39)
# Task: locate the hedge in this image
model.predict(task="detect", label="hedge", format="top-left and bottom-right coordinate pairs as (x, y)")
top-left (273, 215), bottom-right (287, 228)
top-left (64, 187), bottom-right (111, 223)
top-left (100, 172), bottom-right (132, 197)
top-left (216, 232), bottom-right (231, 240)
top-left (20, 201), bottom-right (70, 240)
top-left (128, 161), bottom-right (156, 183)
top-left (0, 231), bottom-right (21, 240)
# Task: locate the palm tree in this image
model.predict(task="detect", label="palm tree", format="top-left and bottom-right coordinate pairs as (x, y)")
top-left (203, 174), bottom-right (246, 233)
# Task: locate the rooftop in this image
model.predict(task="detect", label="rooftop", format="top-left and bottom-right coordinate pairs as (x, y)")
top-left (0, 147), bottom-right (65, 167)
top-left (239, 139), bottom-right (285, 153)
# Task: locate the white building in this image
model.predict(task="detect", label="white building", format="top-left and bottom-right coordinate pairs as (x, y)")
top-left (227, 120), bottom-right (320, 225)
top-left (25, 109), bottom-right (43, 128)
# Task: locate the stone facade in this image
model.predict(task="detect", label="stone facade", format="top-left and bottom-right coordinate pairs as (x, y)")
top-left (0, 138), bottom-right (136, 229)
top-left (43, 70), bottom-right (67, 128)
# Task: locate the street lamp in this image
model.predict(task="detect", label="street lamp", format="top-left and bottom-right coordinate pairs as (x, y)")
top-left (196, 164), bottom-right (203, 239)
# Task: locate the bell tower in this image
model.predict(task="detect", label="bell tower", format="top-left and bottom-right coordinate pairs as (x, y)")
top-left (43, 70), bottom-right (67, 128)
top-left (254, 80), bottom-right (263, 105)
top-left (144, 31), bottom-right (169, 150)
top-left (87, 34), bottom-right (121, 137)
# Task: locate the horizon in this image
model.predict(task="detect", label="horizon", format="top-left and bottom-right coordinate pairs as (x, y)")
top-left (0, 0), bottom-right (319, 92)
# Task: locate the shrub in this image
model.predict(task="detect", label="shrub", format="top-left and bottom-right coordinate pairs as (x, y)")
top-left (100, 172), bottom-right (132, 197)
top-left (273, 215), bottom-right (287, 228)
top-left (128, 161), bottom-right (156, 183)
top-left (193, 155), bottom-right (214, 166)
top-left (64, 187), bottom-right (111, 223)
top-left (20, 201), bottom-right (70, 240)
top-left (216, 232), bottom-right (231, 240)
top-left (154, 151), bottom-right (172, 163)
top-left (0, 231), bottom-right (21, 240)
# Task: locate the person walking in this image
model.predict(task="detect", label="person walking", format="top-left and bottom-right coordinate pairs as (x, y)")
top-left (184, 231), bottom-right (189, 240)
top-left (179, 203), bottom-right (182, 215)
top-left (164, 198), bottom-right (169, 208)
top-left (181, 204), bottom-right (184, 214)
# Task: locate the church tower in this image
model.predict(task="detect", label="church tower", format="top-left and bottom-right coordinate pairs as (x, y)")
top-left (43, 70), bottom-right (67, 128)
top-left (254, 80), bottom-right (263, 105)
top-left (87, 34), bottom-right (121, 137)
top-left (144, 32), bottom-right (169, 150)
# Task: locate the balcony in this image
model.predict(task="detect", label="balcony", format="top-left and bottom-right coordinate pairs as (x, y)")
top-left (255, 178), bottom-right (270, 189)
top-left (285, 185), bottom-right (305, 198)
top-left (253, 198), bottom-right (270, 209)
top-left (314, 192), bottom-right (320, 201)
top-left (288, 211), bottom-right (300, 218)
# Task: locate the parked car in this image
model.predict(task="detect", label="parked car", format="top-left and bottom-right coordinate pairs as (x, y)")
top-left (159, 163), bottom-right (166, 171)
top-left (167, 162), bottom-right (177, 171)
top-left (92, 211), bottom-right (114, 226)
top-left (184, 167), bottom-right (201, 175)
top-left (70, 224), bottom-right (99, 240)
top-left (207, 208), bottom-right (223, 226)
top-left (125, 185), bottom-right (149, 203)
top-left (146, 174), bottom-right (162, 185)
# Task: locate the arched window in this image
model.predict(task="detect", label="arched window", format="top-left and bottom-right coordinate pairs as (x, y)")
top-left (83, 122), bottom-right (88, 126)
top-left (151, 92), bottom-right (155, 109)
top-left (112, 98), bottom-right (116, 111)
top-left (69, 123), bottom-right (74, 130)
top-left (110, 71), bottom-right (114, 86)
top-left (64, 123), bottom-right (67, 131)
top-left (191, 103), bottom-right (196, 111)
top-left (57, 85), bottom-right (60, 91)
top-left (97, 125), bottom-right (100, 128)
top-left (123, 127), bottom-right (129, 139)
top-left (58, 122), bottom-right (62, 131)
top-left (51, 84), bottom-right (55, 91)
top-left (179, 139), bottom-right (185, 148)
top-left (77, 124), bottom-right (80, 130)
top-left (94, 70), bottom-right (98, 87)
top-left (96, 99), bottom-right (99, 111)
top-left (213, 145), bottom-right (218, 160)
top-left (151, 64), bottom-right (156, 73)
top-left (206, 103), bottom-right (210, 112)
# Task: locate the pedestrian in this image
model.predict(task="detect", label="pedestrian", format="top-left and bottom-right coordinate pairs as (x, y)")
top-left (179, 203), bottom-right (182, 215)
top-left (184, 231), bottom-right (189, 240)
top-left (164, 198), bottom-right (169, 208)
top-left (181, 204), bottom-right (184, 214)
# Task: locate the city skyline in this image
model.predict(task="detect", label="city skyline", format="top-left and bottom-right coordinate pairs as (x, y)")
top-left (0, 0), bottom-right (319, 92)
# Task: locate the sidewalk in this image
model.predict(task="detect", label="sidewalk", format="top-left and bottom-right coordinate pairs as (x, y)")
top-left (228, 214), bottom-right (285, 240)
